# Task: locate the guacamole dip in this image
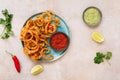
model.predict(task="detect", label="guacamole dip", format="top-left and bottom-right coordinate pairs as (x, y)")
top-left (83, 7), bottom-right (102, 27)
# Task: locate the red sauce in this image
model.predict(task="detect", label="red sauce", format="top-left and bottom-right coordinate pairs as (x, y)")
top-left (50, 32), bottom-right (69, 51)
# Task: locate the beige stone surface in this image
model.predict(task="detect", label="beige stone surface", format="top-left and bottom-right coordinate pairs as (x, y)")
top-left (0, 0), bottom-right (120, 80)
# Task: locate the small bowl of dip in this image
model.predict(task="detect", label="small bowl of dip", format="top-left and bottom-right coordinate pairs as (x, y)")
top-left (50, 32), bottom-right (69, 51)
top-left (83, 6), bottom-right (102, 27)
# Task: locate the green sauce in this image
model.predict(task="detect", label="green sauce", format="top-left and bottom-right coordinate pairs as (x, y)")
top-left (83, 7), bottom-right (102, 26)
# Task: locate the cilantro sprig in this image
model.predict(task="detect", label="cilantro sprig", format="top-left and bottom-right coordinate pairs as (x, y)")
top-left (94, 52), bottom-right (112, 65)
top-left (0, 9), bottom-right (13, 39)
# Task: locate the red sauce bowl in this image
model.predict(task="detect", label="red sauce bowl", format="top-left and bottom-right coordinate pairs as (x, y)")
top-left (50, 32), bottom-right (69, 51)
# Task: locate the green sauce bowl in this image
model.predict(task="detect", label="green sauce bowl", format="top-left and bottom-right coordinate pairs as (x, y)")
top-left (83, 6), bottom-right (102, 27)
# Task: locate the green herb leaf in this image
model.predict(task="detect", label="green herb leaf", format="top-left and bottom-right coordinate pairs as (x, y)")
top-left (2, 9), bottom-right (8, 16)
top-left (0, 9), bottom-right (13, 39)
top-left (6, 23), bottom-right (12, 32)
top-left (7, 30), bottom-right (14, 35)
top-left (0, 18), bottom-right (5, 24)
top-left (1, 33), bottom-right (10, 39)
top-left (8, 14), bottom-right (13, 20)
top-left (105, 52), bottom-right (112, 60)
top-left (94, 51), bottom-right (112, 65)
top-left (94, 52), bottom-right (104, 64)
top-left (6, 14), bottom-right (13, 22)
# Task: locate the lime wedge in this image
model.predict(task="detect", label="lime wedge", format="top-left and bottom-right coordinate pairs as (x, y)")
top-left (31, 65), bottom-right (43, 75)
top-left (92, 32), bottom-right (104, 43)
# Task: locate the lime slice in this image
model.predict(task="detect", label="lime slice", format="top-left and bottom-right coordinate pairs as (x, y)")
top-left (92, 32), bottom-right (104, 43)
top-left (31, 65), bottom-right (43, 75)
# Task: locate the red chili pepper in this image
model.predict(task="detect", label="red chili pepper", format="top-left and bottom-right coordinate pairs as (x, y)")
top-left (6, 51), bottom-right (21, 73)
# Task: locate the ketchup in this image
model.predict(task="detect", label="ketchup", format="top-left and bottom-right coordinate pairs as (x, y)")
top-left (50, 32), bottom-right (69, 51)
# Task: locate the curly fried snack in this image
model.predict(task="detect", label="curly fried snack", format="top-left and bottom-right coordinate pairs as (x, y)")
top-left (20, 10), bottom-right (60, 60)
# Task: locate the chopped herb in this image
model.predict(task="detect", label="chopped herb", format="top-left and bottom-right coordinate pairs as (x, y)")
top-left (94, 52), bottom-right (112, 65)
top-left (0, 9), bottom-right (13, 39)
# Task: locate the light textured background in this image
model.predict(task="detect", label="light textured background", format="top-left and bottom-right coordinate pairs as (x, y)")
top-left (0, 0), bottom-right (120, 80)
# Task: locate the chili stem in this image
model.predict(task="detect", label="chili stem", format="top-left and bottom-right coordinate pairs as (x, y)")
top-left (5, 50), bottom-right (14, 56)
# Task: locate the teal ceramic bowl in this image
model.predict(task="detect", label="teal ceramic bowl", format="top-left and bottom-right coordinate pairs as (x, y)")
top-left (22, 12), bottom-right (70, 62)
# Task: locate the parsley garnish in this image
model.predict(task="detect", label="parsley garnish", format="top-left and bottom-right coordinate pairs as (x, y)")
top-left (0, 9), bottom-right (13, 39)
top-left (94, 52), bottom-right (112, 65)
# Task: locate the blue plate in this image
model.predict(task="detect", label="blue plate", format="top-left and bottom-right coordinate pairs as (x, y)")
top-left (23, 12), bottom-right (70, 62)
